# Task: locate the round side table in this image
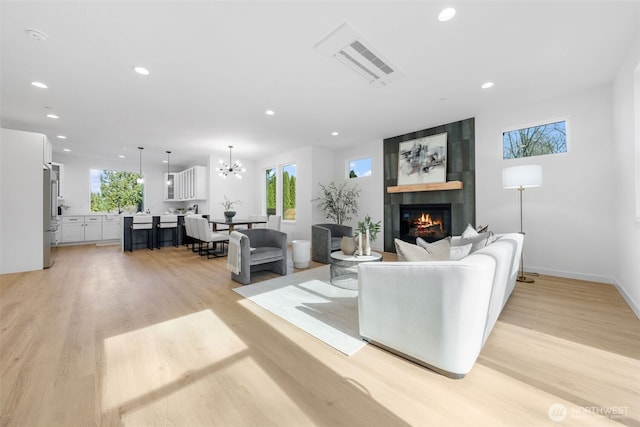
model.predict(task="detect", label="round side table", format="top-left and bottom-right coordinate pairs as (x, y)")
top-left (329, 251), bottom-right (382, 290)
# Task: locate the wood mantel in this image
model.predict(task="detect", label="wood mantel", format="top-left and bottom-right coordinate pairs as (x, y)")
top-left (386, 180), bottom-right (464, 193)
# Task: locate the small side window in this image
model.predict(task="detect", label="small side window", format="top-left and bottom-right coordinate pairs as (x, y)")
top-left (349, 157), bottom-right (372, 178)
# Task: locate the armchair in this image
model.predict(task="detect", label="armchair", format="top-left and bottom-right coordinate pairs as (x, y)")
top-left (311, 224), bottom-right (353, 264)
top-left (230, 228), bottom-right (288, 285)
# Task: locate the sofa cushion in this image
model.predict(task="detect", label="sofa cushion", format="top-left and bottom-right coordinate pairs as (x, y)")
top-left (395, 238), bottom-right (448, 261)
top-left (417, 237), bottom-right (472, 260)
top-left (416, 237), bottom-right (451, 260)
top-left (457, 232), bottom-right (493, 253)
top-left (449, 243), bottom-right (473, 260)
top-left (395, 239), bottom-right (430, 261)
top-left (462, 223), bottom-right (479, 238)
top-left (250, 247), bottom-right (285, 265)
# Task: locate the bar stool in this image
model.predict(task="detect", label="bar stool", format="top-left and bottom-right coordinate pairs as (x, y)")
top-left (157, 214), bottom-right (178, 248)
top-left (130, 215), bottom-right (153, 252)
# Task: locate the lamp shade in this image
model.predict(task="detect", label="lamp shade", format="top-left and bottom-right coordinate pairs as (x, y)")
top-left (502, 165), bottom-right (542, 189)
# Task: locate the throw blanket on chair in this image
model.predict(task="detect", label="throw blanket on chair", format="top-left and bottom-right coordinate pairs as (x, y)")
top-left (227, 231), bottom-right (243, 274)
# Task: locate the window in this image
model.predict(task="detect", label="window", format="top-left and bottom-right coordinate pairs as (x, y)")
top-left (282, 163), bottom-right (296, 221)
top-left (265, 167), bottom-right (276, 216)
top-left (90, 169), bottom-right (143, 212)
top-left (349, 157), bottom-right (372, 178)
top-left (503, 120), bottom-right (567, 159)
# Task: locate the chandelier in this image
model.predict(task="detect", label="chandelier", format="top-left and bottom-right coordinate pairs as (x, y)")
top-left (217, 145), bottom-right (246, 179)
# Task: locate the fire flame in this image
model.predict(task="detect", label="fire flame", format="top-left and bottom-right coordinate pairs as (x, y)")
top-left (414, 213), bottom-right (442, 230)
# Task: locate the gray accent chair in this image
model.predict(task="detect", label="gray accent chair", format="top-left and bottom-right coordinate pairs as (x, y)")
top-left (231, 228), bottom-right (288, 285)
top-left (311, 224), bottom-right (353, 264)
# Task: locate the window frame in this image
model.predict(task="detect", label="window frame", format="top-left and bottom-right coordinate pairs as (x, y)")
top-left (501, 117), bottom-right (569, 160)
top-left (347, 157), bottom-right (373, 179)
top-left (90, 168), bottom-right (144, 213)
top-left (281, 162), bottom-right (297, 223)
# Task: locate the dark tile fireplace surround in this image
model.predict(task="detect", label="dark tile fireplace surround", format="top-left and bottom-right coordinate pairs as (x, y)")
top-left (383, 117), bottom-right (476, 252)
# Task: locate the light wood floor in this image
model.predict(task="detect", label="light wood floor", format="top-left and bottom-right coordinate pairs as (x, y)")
top-left (1, 244), bottom-right (639, 427)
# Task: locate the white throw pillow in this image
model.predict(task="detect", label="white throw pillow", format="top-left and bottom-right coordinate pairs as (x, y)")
top-left (418, 237), bottom-right (473, 260)
top-left (458, 231), bottom-right (493, 253)
top-left (461, 223), bottom-right (479, 238)
top-left (416, 237), bottom-right (451, 260)
top-left (449, 243), bottom-right (472, 260)
top-left (395, 238), bottom-right (440, 261)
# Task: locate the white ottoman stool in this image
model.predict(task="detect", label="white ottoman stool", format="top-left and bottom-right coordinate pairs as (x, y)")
top-left (291, 239), bottom-right (311, 269)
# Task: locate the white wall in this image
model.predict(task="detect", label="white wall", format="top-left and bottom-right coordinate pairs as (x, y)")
top-left (612, 27), bottom-right (640, 318)
top-left (311, 146), bottom-right (336, 226)
top-left (253, 146), bottom-right (315, 241)
top-left (0, 128), bottom-right (45, 274)
top-left (206, 154), bottom-right (258, 219)
top-left (334, 142), bottom-right (385, 252)
top-left (53, 152), bottom-right (199, 215)
top-left (476, 86), bottom-right (616, 284)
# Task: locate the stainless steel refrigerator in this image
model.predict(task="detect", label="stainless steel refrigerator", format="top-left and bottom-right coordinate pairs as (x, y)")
top-left (43, 168), bottom-right (59, 268)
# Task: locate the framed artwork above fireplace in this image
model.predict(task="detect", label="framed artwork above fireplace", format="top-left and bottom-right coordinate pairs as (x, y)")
top-left (396, 132), bottom-right (447, 186)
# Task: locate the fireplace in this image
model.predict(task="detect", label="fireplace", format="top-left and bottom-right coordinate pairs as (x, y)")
top-left (399, 204), bottom-right (451, 243)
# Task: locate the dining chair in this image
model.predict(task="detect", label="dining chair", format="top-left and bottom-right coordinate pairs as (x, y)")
top-left (267, 215), bottom-right (281, 231)
top-left (195, 217), bottom-right (229, 258)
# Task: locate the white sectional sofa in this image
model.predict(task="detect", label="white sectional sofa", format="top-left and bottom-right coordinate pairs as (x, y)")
top-left (357, 233), bottom-right (523, 378)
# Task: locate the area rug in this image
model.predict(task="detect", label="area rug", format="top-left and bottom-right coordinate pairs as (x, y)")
top-left (233, 266), bottom-right (366, 356)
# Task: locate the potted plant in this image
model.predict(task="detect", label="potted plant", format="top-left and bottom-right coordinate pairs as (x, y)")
top-left (220, 196), bottom-right (242, 222)
top-left (355, 214), bottom-right (381, 255)
top-left (312, 181), bottom-right (360, 225)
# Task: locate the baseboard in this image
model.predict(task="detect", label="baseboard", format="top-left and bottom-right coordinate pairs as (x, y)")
top-left (529, 265), bottom-right (640, 320)
top-left (612, 278), bottom-right (640, 320)
top-left (528, 266), bottom-right (614, 285)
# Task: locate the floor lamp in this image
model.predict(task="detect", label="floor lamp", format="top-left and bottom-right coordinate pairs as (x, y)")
top-left (502, 164), bottom-right (542, 283)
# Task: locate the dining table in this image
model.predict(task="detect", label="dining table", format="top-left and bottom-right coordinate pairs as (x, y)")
top-left (209, 218), bottom-right (267, 233)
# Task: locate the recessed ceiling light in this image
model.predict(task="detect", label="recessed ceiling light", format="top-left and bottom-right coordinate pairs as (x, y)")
top-left (63, 148), bottom-right (71, 152)
top-left (119, 155), bottom-right (126, 158)
top-left (438, 7), bottom-right (456, 22)
top-left (331, 131), bottom-right (339, 136)
top-left (31, 81), bottom-right (48, 89)
top-left (46, 114), bottom-right (59, 119)
top-left (56, 135), bottom-right (67, 139)
top-left (162, 160), bottom-right (168, 163)
top-left (265, 110), bottom-right (275, 116)
top-left (134, 67), bottom-right (150, 76)
top-left (481, 82), bottom-right (495, 89)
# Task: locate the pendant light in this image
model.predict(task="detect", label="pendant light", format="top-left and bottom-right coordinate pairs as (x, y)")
top-left (217, 145), bottom-right (246, 179)
top-left (136, 146), bottom-right (144, 184)
top-left (166, 151), bottom-right (172, 185)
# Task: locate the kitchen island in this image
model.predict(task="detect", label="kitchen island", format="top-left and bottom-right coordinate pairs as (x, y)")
top-left (122, 214), bottom-right (207, 252)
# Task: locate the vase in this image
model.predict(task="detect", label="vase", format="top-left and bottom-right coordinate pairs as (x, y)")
top-left (340, 236), bottom-right (357, 255)
top-left (364, 231), bottom-right (371, 256)
top-left (224, 211), bottom-right (236, 222)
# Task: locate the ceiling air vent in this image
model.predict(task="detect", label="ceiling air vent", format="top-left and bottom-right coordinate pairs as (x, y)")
top-left (314, 23), bottom-right (402, 87)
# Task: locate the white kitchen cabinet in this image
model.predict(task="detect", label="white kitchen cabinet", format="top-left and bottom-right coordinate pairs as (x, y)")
top-left (102, 216), bottom-right (122, 240)
top-left (164, 173), bottom-right (178, 201)
top-left (61, 216), bottom-right (103, 242)
top-left (43, 135), bottom-right (52, 169)
top-left (84, 216), bottom-right (102, 240)
top-left (181, 166), bottom-right (207, 200)
top-left (163, 166), bottom-right (206, 201)
top-left (51, 162), bottom-right (65, 199)
top-left (61, 216), bottom-right (85, 242)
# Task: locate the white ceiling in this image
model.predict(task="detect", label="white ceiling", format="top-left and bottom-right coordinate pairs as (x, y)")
top-left (2, 1), bottom-right (639, 168)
